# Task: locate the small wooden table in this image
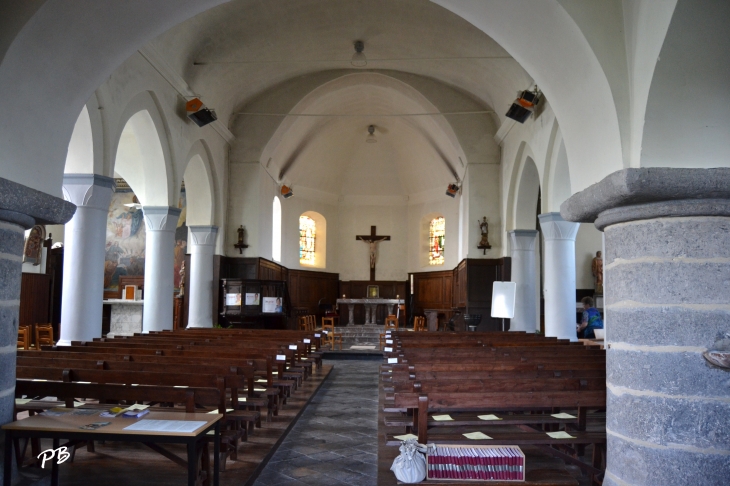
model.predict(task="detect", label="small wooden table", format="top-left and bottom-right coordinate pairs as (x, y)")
top-left (3, 411), bottom-right (222, 486)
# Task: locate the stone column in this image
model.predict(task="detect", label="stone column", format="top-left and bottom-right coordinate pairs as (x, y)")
top-left (509, 230), bottom-right (539, 333)
top-left (0, 178), bottom-right (75, 481)
top-left (561, 168), bottom-right (730, 485)
top-left (538, 213), bottom-right (579, 341)
top-left (58, 174), bottom-right (115, 345)
top-left (186, 225), bottom-right (218, 328)
top-left (142, 206), bottom-right (181, 333)
top-left (347, 304), bottom-right (354, 325)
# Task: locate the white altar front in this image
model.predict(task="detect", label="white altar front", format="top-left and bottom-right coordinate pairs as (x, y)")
top-left (104, 299), bottom-right (144, 337)
top-left (336, 298), bottom-right (404, 325)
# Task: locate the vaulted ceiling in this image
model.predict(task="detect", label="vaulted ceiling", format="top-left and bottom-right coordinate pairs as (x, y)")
top-left (148, 0), bottom-right (534, 195)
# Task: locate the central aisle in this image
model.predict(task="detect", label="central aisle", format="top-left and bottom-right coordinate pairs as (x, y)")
top-left (253, 360), bottom-right (380, 486)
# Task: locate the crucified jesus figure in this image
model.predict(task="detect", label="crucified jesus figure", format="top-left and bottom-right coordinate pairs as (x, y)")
top-left (356, 226), bottom-right (391, 280)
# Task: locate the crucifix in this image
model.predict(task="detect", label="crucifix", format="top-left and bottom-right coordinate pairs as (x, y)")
top-left (356, 225), bottom-right (390, 281)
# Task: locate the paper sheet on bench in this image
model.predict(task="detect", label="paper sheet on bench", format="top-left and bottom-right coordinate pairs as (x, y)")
top-left (463, 432), bottom-right (492, 440)
top-left (124, 420), bottom-right (207, 433)
top-left (432, 414), bottom-right (454, 421)
top-left (546, 431), bottom-right (576, 439)
top-left (208, 409), bottom-right (233, 414)
top-left (15, 398), bottom-right (32, 405)
top-left (478, 414), bottom-right (502, 421)
top-left (394, 434), bottom-right (418, 441)
top-left (551, 413), bottom-right (577, 419)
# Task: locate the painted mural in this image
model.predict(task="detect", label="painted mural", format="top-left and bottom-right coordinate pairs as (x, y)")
top-left (104, 179), bottom-right (187, 294)
top-left (104, 179), bottom-right (146, 293)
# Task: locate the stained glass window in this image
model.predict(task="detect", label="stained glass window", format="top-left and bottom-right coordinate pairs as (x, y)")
top-left (299, 215), bottom-right (316, 265)
top-left (429, 217), bottom-right (445, 265)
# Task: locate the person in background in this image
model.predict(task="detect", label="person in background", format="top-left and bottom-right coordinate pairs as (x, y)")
top-left (577, 296), bottom-right (603, 339)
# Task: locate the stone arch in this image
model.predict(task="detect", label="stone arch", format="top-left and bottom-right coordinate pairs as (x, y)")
top-left (506, 142), bottom-right (541, 232)
top-left (542, 120), bottom-right (572, 212)
top-left (111, 91), bottom-right (175, 206)
top-left (182, 140), bottom-right (216, 226)
top-left (433, 0), bottom-right (624, 191)
top-left (547, 139), bottom-right (571, 213)
top-left (258, 72), bottom-right (469, 194)
top-left (514, 156), bottom-right (541, 231)
top-left (299, 210), bottom-right (326, 269)
top-left (64, 105), bottom-right (94, 174)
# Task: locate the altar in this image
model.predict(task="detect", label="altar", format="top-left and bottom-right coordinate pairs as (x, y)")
top-left (336, 298), bottom-right (404, 325)
top-left (104, 299), bottom-right (144, 337)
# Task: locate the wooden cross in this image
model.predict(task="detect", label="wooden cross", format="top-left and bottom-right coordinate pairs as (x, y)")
top-left (356, 225), bottom-right (391, 281)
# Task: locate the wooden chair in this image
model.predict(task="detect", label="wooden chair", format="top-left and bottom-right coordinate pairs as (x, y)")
top-left (35, 324), bottom-right (54, 348)
top-left (321, 319), bottom-right (342, 350)
top-left (17, 326), bottom-right (30, 350)
top-left (385, 315), bottom-right (398, 331)
top-left (413, 316), bottom-right (426, 331)
top-left (307, 315), bottom-right (316, 331)
top-left (297, 316), bottom-right (308, 330)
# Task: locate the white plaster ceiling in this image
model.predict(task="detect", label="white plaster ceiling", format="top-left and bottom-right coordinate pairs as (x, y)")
top-left (146, 0), bottom-right (533, 196)
top-left (260, 73), bottom-right (467, 196)
top-left (151, 0), bottom-right (532, 126)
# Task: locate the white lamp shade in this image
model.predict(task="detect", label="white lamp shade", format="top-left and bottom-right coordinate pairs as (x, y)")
top-left (491, 281), bottom-right (517, 319)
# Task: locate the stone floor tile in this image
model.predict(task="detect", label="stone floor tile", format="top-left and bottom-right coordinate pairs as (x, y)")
top-left (255, 360), bottom-right (380, 486)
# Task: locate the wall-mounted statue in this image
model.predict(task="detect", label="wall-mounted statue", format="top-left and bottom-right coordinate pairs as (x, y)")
top-left (592, 251), bottom-right (604, 294)
top-left (477, 217), bottom-right (491, 253)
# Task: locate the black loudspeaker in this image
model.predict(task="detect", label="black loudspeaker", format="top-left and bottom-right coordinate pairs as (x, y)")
top-left (505, 89), bottom-right (540, 123)
top-left (185, 98), bottom-right (218, 127)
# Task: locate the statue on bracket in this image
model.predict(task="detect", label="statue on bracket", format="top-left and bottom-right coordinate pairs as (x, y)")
top-left (477, 217), bottom-right (491, 254)
top-left (592, 251), bottom-right (604, 294)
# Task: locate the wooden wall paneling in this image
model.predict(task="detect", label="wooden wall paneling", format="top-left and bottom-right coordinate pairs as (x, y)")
top-left (287, 269), bottom-right (339, 320)
top-left (465, 259), bottom-right (506, 332)
top-left (48, 247), bottom-right (64, 338)
top-left (219, 257), bottom-right (259, 280)
top-left (411, 270), bottom-right (452, 315)
top-left (19, 273), bottom-right (52, 328)
top-left (258, 258), bottom-right (285, 281)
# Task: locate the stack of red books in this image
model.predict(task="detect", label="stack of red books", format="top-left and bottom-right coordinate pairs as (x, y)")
top-left (427, 445), bottom-right (525, 481)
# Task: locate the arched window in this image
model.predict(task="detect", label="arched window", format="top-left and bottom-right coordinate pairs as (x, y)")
top-left (272, 197), bottom-right (281, 261)
top-left (429, 217), bottom-right (445, 265)
top-left (299, 215), bottom-right (316, 265)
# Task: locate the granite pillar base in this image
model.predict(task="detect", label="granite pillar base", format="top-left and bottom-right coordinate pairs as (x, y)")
top-left (562, 168), bottom-right (730, 485)
top-left (0, 177), bottom-right (75, 483)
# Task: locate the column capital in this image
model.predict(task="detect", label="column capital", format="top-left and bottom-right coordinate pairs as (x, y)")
top-left (509, 230), bottom-right (538, 251)
top-left (0, 177), bottom-right (76, 228)
top-left (538, 213), bottom-right (579, 241)
top-left (560, 168), bottom-right (730, 230)
top-left (143, 206), bottom-right (181, 232)
top-left (62, 173), bottom-right (115, 210)
top-left (189, 225), bottom-right (219, 246)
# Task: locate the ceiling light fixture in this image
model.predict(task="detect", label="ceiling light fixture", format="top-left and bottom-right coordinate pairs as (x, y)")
top-left (366, 125), bottom-right (377, 143)
top-left (351, 40), bottom-right (367, 67)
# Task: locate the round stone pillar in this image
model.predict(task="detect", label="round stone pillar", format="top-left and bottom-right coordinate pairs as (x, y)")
top-left (538, 213), bottom-right (579, 341)
top-left (509, 230), bottom-right (539, 332)
top-left (187, 225), bottom-right (218, 328)
top-left (142, 206), bottom-right (181, 333)
top-left (0, 177), bottom-right (75, 481)
top-left (58, 174), bottom-right (115, 345)
top-left (561, 168), bottom-right (730, 485)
